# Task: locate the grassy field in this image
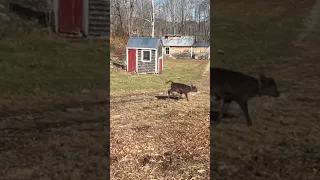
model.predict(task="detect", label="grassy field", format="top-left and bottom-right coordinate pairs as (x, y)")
top-left (0, 29), bottom-right (109, 113)
top-left (0, 16), bottom-right (110, 179)
top-left (110, 50), bottom-right (210, 178)
top-left (110, 59), bottom-right (208, 95)
top-left (111, 61), bottom-right (210, 179)
top-left (211, 0), bottom-right (314, 72)
top-left (211, 0), bottom-right (320, 179)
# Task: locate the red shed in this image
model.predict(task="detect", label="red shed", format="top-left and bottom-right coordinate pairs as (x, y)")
top-left (126, 37), bottom-right (163, 74)
top-left (53, 0), bottom-right (109, 37)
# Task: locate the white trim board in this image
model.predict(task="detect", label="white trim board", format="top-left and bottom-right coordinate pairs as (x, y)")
top-left (155, 50), bottom-right (158, 73)
top-left (136, 49), bottom-right (138, 73)
top-left (161, 56), bottom-right (163, 71)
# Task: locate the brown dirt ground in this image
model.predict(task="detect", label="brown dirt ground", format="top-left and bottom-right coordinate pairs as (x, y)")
top-left (211, 2), bottom-right (320, 180)
top-left (0, 104), bottom-right (109, 180)
top-left (110, 63), bottom-right (210, 179)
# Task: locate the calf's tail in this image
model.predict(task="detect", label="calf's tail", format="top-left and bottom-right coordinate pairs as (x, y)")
top-left (166, 80), bottom-right (173, 84)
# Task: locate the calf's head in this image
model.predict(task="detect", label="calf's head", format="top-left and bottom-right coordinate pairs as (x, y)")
top-left (259, 73), bottom-right (280, 97)
top-left (190, 84), bottom-right (198, 92)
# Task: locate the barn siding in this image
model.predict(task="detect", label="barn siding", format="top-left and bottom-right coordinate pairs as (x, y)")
top-left (165, 46), bottom-right (191, 57)
top-left (169, 47), bottom-right (192, 54)
top-left (193, 46), bottom-right (209, 54)
top-left (137, 50), bottom-right (156, 73)
top-left (164, 46), bottom-right (192, 59)
top-left (88, 0), bottom-right (109, 36)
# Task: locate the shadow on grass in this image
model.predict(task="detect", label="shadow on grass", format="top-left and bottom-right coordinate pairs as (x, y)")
top-left (155, 95), bottom-right (180, 101)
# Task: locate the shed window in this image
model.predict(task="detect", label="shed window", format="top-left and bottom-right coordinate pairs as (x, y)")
top-left (165, 47), bottom-right (170, 55)
top-left (142, 50), bottom-right (151, 62)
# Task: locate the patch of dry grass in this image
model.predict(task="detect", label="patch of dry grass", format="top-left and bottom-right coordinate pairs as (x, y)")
top-left (0, 19), bottom-right (110, 179)
top-left (0, 30), bottom-right (109, 113)
top-left (110, 65), bottom-right (210, 179)
top-left (0, 106), bottom-right (109, 180)
top-left (0, 9), bottom-right (110, 180)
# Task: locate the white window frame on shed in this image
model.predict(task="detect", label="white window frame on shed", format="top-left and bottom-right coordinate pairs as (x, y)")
top-left (141, 50), bottom-right (152, 62)
top-left (165, 47), bottom-right (170, 55)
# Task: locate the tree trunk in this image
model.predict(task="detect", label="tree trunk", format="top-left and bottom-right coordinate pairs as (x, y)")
top-left (151, 0), bottom-right (155, 37)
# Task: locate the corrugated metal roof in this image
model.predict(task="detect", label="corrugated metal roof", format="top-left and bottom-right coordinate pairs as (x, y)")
top-left (126, 37), bottom-right (162, 49)
top-left (161, 36), bottom-right (195, 47)
top-left (164, 34), bottom-right (183, 37)
top-left (193, 42), bottom-right (210, 47)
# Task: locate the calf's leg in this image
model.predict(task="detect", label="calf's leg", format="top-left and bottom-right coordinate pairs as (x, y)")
top-left (222, 99), bottom-right (232, 117)
top-left (216, 100), bottom-right (229, 124)
top-left (184, 93), bottom-right (189, 101)
top-left (214, 92), bottom-right (221, 101)
top-left (167, 89), bottom-right (172, 99)
top-left (236, 100), bottom-right (252, 126)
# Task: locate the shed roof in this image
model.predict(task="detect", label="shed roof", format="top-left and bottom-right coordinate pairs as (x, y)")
top-left (161, 36), bottom-right (195, 47)
top-left (126, 37), bottom-right (162, 49)
top-left (193, 42), bottom-right (210, 47)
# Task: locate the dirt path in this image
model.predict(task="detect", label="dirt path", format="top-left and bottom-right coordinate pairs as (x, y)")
top-left (211, 1), bottom-right (320, 180)
top-left (110, 62), bottom-right (210, 179)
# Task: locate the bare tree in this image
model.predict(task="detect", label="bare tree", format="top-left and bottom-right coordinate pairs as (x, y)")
top-left (151, 0), bottom-right (155, 37)
top-left (111, 0), bottom-right (125, 36)
top-left (110, 0), bottom-right (210, 40)
top-left (127, 0), bottom-right (136, 36)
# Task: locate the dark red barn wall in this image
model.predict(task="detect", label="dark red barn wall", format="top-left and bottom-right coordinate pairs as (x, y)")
top-left (59, 0), bottom-right (84, 33)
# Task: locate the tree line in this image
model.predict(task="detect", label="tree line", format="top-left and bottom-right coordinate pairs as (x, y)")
top-left (110, 0), bottom-right (210, 42)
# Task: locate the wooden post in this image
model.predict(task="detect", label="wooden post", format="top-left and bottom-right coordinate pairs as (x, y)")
top-left (46, 0), bottom-right (53, 34)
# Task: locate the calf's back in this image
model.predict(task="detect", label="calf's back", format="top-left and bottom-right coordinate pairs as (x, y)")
top-left (171, 82), bottom-right (192, 93)
top-left (210, 67), bottom-right (260, 100)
